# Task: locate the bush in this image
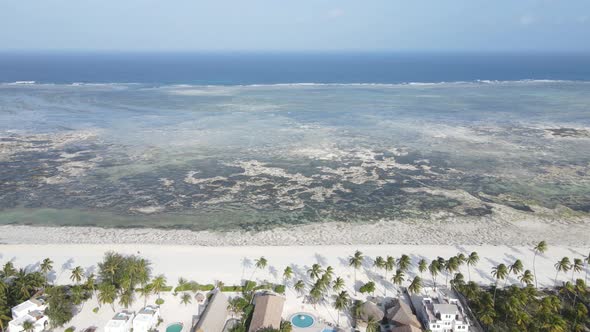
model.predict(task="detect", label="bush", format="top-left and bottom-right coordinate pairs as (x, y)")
top-left (92, 307), bottom-right (99, 314)
top-left (221, 285), bottom-right (243, 292)
top-left (65, 327), bottom-right (75, 332)
top-left (155, 298), bottom-right (165, 305)
top-left (274, 285), bottom-right (286, 294)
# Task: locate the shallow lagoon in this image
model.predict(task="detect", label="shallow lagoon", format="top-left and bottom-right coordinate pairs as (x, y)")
top-left (1, 81), bottom-right (589, 230)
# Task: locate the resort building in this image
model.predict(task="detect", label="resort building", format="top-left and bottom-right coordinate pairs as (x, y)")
top-left (8, 310), bottom-right (48, 332)
top-left (194, 290), bottom-right (229, 332)
top-left (105, 310), bottom-right (136, 332)
top-left (386, 300), bottom-right (421, 332)
top-left (132, 305), bottom-right (160, 332)
top-left (8, 297), bottom-right (49, 332)
top-left (11, 298), bottom-right (46, 319)
top-left (414, 288), bottom-right (470, 332)
top-left (248, 293), bottom-right (285, 332)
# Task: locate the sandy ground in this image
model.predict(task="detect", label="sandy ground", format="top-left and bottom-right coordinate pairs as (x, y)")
top-left (1, 244), bottom-right (588, 331)
top-left (1, 214), bottom-right (589, 247)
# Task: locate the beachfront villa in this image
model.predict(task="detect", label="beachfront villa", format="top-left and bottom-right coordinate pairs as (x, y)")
top-left (104, 310), bottom-right (135, 332)
top-left (414, 289), bottom-right (470, 332)
top-left (8, 297), bottom-right (49, 332)
top-left (248, 293), bottom-right (285, 332)
top-left (132, 305), bottom-right (160, 332)
top-left (193, 289), bottom-right (229, 332)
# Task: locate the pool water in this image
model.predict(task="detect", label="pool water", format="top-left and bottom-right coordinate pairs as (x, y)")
top-left (322, 329), bottom-right (337, 332)
top-left (291, 313), bottom-right (315, 328)
top-left (166, 323), bottom-right (183, 332)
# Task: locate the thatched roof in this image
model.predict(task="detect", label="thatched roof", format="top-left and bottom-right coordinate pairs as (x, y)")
top-left (194, 290), bottom-right (229, 332)
top-left (248, 294), bottom-right (286, 332)
top-left (386, 301), bottom-right (421, 328)
top-left (360, 301), bottom-right (384, 322)
top-left (391, 325), bottom-right (422, 332)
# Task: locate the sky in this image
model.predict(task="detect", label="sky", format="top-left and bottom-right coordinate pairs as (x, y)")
top-left (1, 0), bottom-right (589, 52)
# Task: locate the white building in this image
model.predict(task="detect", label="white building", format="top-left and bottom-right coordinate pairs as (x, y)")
top-left (417, 289), bottom-right (470, 332)
top-left (8, 298), bottom-right (49, 332)
top-left (8, 310), bottom-right (49, 332)
top-left (11, 298), bottom-right (46, 319)
top-left (105, 310), bottom-right (135, 332)
top-left (132, 305), bottom-right (160, 332)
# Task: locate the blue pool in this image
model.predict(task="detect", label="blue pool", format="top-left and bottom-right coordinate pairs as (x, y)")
top-left (290, 313), bottom-right (315, 328)
top-left (322, 328), bottom-right (337, 332)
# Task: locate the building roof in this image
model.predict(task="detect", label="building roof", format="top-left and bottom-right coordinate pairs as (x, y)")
top-left (391, 325), bottom-right (421, 332)
top-left (106, 310), bottom-right (135, 329)
top-left (135, 305), bottom-right (158, 322)
top-left (248, 294), bottom-right (286, 332)
top-left (12, 300), bottom-right (39, 313)
top-left (433, 303), bottom-right (458, 316)
top-left (386, 301), bottom-right (421, 328)
top-left (360, 301), bottom-right (384, 322)
top-left (195, 290), bottom-right (229, 332)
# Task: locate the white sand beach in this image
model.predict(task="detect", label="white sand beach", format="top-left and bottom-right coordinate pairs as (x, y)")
top-left (1, 243), bottom-right (588, 331)
top-left (1, 213), bottom-right (589, 247)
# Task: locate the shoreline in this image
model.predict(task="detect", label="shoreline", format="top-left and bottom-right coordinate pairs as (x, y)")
top-left (1, 215), bottom-right (589, 246)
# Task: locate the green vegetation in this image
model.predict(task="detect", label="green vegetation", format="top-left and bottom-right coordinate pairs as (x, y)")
top-left (457, 280), bottom-right (589, 331)
top-left (45, 286), bottom-right (75, 328)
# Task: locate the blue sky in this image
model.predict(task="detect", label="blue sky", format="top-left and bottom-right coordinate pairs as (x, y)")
top-left (1, 0), bottom-right (589, 52)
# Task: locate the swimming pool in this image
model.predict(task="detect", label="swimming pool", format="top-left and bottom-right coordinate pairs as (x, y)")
top-left (166, 323), bottom-right (183, 332)
top-left (290, 313), bottom-right (315, 328)
top-left (322, 328), bottom-right (337, 332)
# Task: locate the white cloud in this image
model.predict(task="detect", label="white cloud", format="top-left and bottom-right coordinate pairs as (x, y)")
top-left (327, 8), bottom-right (345, 18)
top-left (519, 14), bottom-right (535, 26)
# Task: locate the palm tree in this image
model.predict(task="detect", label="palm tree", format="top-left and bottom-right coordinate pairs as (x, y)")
top-left (283, 266), bottom-right (293, 284)
top-left (135, 258), bottom-right (152, 290)
top-left (39, 258), bottom-right (53, 285)
top-left (360, 281), bottom-right (376, 296)
top-left (151, 275), bottom-right (167, 299)
top-left (333, 291), bottom-right (350, 327)
top-left (181, 293), bottom-right (192, 305)
top-left (533, 240), bottom-right (547, 288)
top-left (397, 255), bottom-right (411, 272)
top-left (554, 257), bottom-right (571, 286)
top-left (309, 285), bottom-right (323, 308)
top-left (307, 263), bottom-right (322, 280)
top-left (519, 270), bottom-right (534, 286)
top-left (70, 266), bottom-right (84, 285)
top-left (250, 257), bottom-right (267, 281)
top-left (333, 277), bottom-right (345, 292)
top-left (118, 289), bottom-right (134, 308)
top-left (392, 270), bottom-right (405, 288)
top-left (491, 264), bottom-right (508, 304)
top-left (294, 280), bottom-right (305, 296)
top-left (408, 276), bottom-right (422, 294)
top-left (466, 252), bottom-right (479, 282)
top-left (418, 259), bottom-right (427, 278)
top-left (505, 259), bottom-right (524, 287)
top-left (1, 262), bottom-right (17, 279)
top-left (85, 273), bottom-right (96, 298)
top-left (325, 266), bottom-right (334, 281)
top-left (444, 257), bottom-right (460, 287)
top-left (429, 260), bottom-right (440, 289)
top-left (456, 253), bottom-right (466, 270)
top-left (21, 320), bottom-right (34, 332)
top-left (383, 256), bottom-right (395, 296)
top-left (374, 256), bottom-right (385, 272)
top-left (139, 283), bottom-right (153, 306)
top-left (365, 316), bottom-right (379, 332)
top-left (98, 283), bottom-right (117, 312)
top-left (571, 258), bottom-right (583, 282)
top-left (348, 250), bottom-right (363, 296)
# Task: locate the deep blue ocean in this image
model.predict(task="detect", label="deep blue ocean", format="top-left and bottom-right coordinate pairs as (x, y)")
top-left (1, 52), bottom-right (589, 84)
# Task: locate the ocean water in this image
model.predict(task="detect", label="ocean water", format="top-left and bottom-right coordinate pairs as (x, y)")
top-left (1, 53), bottom-right (589, 230)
